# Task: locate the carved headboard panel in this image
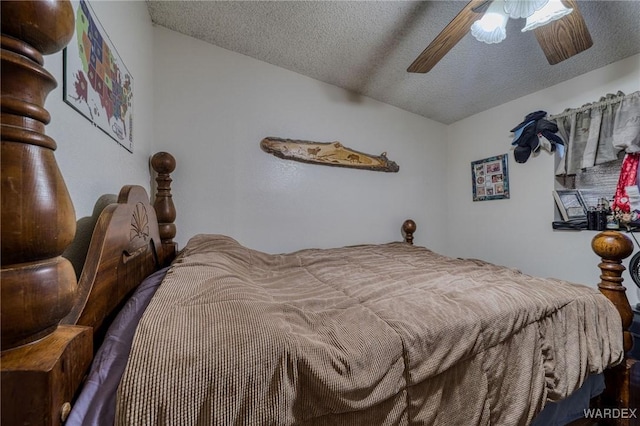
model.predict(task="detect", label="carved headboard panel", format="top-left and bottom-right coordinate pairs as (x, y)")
top-left (61, 185), bottom-right (166, 342)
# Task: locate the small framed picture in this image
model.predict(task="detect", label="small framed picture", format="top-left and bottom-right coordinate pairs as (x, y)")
top-left (553, 190), bottom-right (587, 221)
top-left (471, 154), bottom-right (509, 201)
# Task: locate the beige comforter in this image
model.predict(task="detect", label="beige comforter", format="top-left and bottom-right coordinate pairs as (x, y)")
top-left (116, 235), bottom-right (623, 425)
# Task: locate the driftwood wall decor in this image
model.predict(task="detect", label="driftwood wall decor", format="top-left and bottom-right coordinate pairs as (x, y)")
top-left (261, 137), bottom-right (399, 173)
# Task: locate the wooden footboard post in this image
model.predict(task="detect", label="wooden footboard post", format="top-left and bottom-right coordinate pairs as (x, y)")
top-left (591, 231), bottom-right (638, 424)
top-left (1, 0), bottom-right (77, 350)
top-left (403, 219), bottom-right (416, 244)
top-left (151, 152), bottom-right (177, 264)
top-left (1, 1), bottom-right (93, 424)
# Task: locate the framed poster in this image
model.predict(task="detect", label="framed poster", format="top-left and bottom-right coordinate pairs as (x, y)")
top-left (471, 154), bottom-right (510, 201)
top-left (63, 0), bottom-right (133, 152)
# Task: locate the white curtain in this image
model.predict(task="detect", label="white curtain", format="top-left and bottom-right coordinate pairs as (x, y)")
top-left (552, 91), bottom-right (640, 176)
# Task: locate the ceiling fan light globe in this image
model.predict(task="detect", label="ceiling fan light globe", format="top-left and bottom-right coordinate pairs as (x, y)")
top-left (521, 0), bottom-right (573, 32)
top-left (471, 0), bottom-right (509, 44)
top-left (471, 22), bottom-right (508, 44)
top-left (503, 0), bottom-right (549, 19)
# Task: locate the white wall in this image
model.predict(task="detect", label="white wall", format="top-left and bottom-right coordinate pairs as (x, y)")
top-left (446, 54), bottom-right (640, 307)
top-left (39, 1), bottom-right (639, 307)
top-left (152, 26), bottom-right (448, 254)
top-left (45, 1), bottom-right (155, 222)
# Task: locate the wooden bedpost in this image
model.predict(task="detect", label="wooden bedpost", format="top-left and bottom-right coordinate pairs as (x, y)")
top-left (151, 151), bottom-right (177, 264)
top-left (591, 230), bottom-right (638, 423)
top-left (403, 219), bottom-right (416, 245)
top-left (1, 1), bottom-right (92, 424)
top-left (1, 0), bottom-right (78, 349)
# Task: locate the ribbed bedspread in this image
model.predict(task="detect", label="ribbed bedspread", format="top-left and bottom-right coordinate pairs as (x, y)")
top-left (116, 235), bottom-right (623, 425)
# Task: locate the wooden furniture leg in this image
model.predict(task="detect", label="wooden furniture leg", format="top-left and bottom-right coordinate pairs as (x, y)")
top-left (1, 2), bottom-right (93, 424)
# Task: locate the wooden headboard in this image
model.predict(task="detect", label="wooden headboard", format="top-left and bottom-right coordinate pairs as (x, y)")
top-left (0, 1), bottom-right (636, 425)
top-left (60, 184), bottom-right (173, 342)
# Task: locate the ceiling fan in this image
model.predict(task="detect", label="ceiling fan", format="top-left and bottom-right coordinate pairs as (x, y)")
top-left (407, 0), bottom-right (592, 73)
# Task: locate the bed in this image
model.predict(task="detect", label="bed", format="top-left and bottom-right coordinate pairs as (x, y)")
top-left (1, 2), bottom-right (638, 425)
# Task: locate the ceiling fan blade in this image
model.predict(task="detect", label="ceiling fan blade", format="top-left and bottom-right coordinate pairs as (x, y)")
top-left (407, 0), bottom-right (490, 73)
top-left (533, 0), bottom-right (593, 65)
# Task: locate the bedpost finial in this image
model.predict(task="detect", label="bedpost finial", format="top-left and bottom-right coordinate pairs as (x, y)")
top-left (402, 219), bottom-right (416, 245)
top-left (591, 230), bottom-right (634, 262)
top-left (1, 0), bottom-right (75, 55)
top-left (151, 152), bottom-right (176, 175)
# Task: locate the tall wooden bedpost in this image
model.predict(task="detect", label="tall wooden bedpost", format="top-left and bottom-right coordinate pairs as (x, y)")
top-left (591, 231), bottom-right (638, 423)
top-left (151, 151), bottom-right (177, 264)
top-left (1, 0), bottom-right (77, 349)
top-left (1, 1), bottom-right (92, 424)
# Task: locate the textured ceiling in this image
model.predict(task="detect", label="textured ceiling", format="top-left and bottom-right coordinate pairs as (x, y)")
top-left (146, 1), bottom-right (640, 125)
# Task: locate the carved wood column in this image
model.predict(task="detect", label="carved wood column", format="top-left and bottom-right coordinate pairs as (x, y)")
top-left (1, 2), bottom-right (93, 425)
top-left (151, 151), bottom-right (177, 263)
top-left (591, 230), bottom-right (637, 424)
top-left (1, 0), bottom-right (77, 349)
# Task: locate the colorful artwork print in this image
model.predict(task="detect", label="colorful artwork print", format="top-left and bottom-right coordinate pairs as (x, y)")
top-left (471, 154), bottom-right (510, 201)
top-left (64, 0), bottom-right (133, 151)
